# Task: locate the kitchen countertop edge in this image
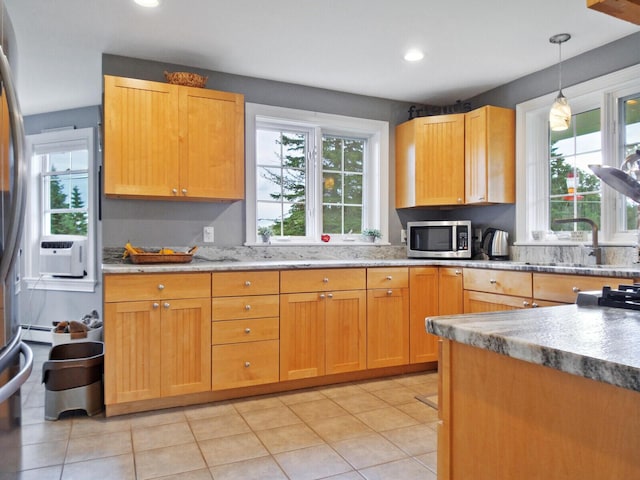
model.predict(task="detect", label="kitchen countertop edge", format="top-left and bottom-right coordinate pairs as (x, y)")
top-left (427, 304), bottom-right (640, 393)
top-left (102, 258), bottom-right (640, 276)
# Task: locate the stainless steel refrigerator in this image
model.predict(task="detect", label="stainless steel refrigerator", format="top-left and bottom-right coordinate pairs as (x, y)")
top-left (0, 43), bottom-right (32, 431)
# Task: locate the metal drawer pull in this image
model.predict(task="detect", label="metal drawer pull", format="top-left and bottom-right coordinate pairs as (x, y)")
top-left (158, 284), bottom-right (165, 290)
top-left (163, 302), bottom-right (170, 309)
top-left (386, 275), bottom-right (392, 280)
top-left (455, 270), bottom-right (461, 275)
top-left (532, 302), bottom-right (539, 308)
top-left (328, 293), bottom-right (333, 298)
top-left (323, 277), bottom-right (329, 283)
top-left (387, 290), bottom-right (393, 295)
top-left (523, 301), bottom-right (530, 307)
top-left (572, 286), bottom-right (580, 293)
top-left (152, 303), bottom-right (159, 309)
top-left (319, 294), bottom-right (326, 299)
top-left (244, 362), bottom-right (251, 368)
top-left (245, 281), bottom-right (251, 287)
top-left (489, 279), bottom-right (497, 284)
top-left (245, 305), bottom-right (251, 311)
top-left (172, 188), bottom-right (177, 194)
top-left (182, 188), bottom-right (187, 194)
top-left (245, 328), bottom-right (251, 334)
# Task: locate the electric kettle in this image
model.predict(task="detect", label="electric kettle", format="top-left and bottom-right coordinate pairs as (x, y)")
top-left (482, 228), bottom-right (509, 260)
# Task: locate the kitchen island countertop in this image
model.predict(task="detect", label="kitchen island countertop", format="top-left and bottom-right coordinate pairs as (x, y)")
top-left (427, 304), bottom-right (640, 393)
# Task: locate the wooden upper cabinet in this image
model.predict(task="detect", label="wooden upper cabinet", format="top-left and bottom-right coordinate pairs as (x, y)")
top-left (465, 106), bottom-right (515, 204)
top-left (396, 114), bottom-right (465, 208)
top-left (395, 105), bottom-right (514, 208)
top-left (104, 75), bottom-right (244, 201)
top-left (587, 0), bottom-right (640, 25)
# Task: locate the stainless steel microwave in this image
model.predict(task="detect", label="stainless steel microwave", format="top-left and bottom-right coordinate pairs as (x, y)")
top-left (407, 220), bottom-right (471, 258)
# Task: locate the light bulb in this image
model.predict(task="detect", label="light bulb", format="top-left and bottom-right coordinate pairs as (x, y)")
top-left (549, 93), bottom-right (571, 131)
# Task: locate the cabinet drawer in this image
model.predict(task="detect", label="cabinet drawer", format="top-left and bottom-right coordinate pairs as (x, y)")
top-left (367, 267), bottom-right (409, 289)
top-left (212, 295), bottom-right (279, 320)
top-left (463, 290), bottom-right (532, 312)
top-left (463, 268), bottom-right (532, 297)
top-left (212, 271), bottom-right (279, 297)
top-left (212, 318), bottom-right (279, 345)
top-left (280, 268), bottom-right (366, 293)
top-left (104, 273), bottom-right (211, 302)
top-left (533, 273), bottom-right (627, 304)
top-left (212, 340), bottom-right (279, 390)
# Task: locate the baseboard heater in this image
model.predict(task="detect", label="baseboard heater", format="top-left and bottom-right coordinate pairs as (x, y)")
top-left (21, 324), bottom-right (52, 344)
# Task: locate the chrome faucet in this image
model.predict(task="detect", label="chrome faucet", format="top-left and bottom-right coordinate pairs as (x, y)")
top-left (553, 218), bottom-right (602, 265)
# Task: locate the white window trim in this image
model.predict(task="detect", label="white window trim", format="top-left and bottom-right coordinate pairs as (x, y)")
top-left (245, 103), bottom-right (389, 245)
top-left (23, 127), bottom-right (97, 292)
top-left (516, 63), bottom-right (640, 246)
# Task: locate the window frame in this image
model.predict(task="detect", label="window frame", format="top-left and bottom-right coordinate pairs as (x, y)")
top-left (23, 127), bottom-right (97, 292)
top-left (245, 103), bottom-right (389, 245)
top-left (516, 63), bottom-right (640, 246)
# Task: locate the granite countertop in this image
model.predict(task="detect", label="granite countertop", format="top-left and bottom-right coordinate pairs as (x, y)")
top-left (427, 304), bottom-right (640, 393)
top-left (102, 256), bottom-right (640, 277)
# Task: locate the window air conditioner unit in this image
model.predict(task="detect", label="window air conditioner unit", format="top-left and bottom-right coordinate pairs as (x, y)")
top-left (39, 235), bottom-right (87, 278)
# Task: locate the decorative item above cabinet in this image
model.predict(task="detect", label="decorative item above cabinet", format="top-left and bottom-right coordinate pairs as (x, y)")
top-left (395, 105), bottom-right (514, 208)
top-left (103, 75), bottom-right (245, 201)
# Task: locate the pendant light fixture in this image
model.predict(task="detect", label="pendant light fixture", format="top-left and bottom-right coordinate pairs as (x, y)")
top-left (549, 33), bottom-right (571, 131)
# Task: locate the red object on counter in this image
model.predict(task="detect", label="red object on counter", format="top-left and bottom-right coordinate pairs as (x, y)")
top-left (321, 234), bottom-right (330, 242)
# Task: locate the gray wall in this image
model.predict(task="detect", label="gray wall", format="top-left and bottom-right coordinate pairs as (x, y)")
top-left (22, 106), bottom-right (103, 328)
top-left (102, 54), bottom-right (419, 247)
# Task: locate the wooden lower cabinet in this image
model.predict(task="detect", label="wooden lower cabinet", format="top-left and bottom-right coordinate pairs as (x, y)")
top-left (367, 287), bottom-right (409, 368)
top-left (409, 267), bottom-right (439, 363)
top-left (104, 296), bottom-right (211, 404)
top-left (464, 290), bottom-right (531, 312)
top-left (280, 290), bottom-right (366, 380)
top-left (438, 339), bottom-right (640, 479)
top-left (212, 340), bottom-right (279, 390)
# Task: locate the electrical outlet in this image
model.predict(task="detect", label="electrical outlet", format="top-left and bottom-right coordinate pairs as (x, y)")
top-left (400, 229), bottom-right (407, 244)
top-left (203, 226), bottom-right (214, 243)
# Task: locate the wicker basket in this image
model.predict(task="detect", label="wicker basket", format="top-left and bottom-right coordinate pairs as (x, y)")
top-left (163, 71), bottom-right (208, 88)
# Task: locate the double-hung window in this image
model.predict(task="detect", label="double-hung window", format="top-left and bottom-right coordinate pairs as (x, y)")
top-left (246, 104), bottom-right (388, 244)
top-left (24, 127), bottom-right (97, 291)
top-left (516, 63), bottom-right (640, 244)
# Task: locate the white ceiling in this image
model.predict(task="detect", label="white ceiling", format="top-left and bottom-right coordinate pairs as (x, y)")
top-left (4, 0), bottom-right (640, 116)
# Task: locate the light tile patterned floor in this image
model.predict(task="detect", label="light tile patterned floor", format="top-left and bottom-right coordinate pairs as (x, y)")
top-left (1, 343), bottom-right (439, 480)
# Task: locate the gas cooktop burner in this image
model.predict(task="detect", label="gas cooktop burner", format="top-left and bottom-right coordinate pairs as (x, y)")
top-left (597, 284), bottom-right (640, 310)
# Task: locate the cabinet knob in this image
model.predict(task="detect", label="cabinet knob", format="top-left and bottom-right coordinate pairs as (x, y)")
top-left (387, 290), bottom-right (393, 295)
top-left (245, 281), bottom-right (251, 287)
top-left (163, 302), bottom-right (170, 309)
top-left (319, 294), bottom-right (326, 299)
top-left (244, 361), bottom-right (251, 368)
top-left (327, 293), bottom-right (333, 299)
top-left (244, 304), bottom-right (251, 311)
top-left (457, 197), bottom-right (462, 203)
top-left (386, 275), bottom-right (392, 281)
top-left (323, 277), bottom-right (329, 283)
top-left (245, 328), bottom-right (251, 334)
top-left (158, 284), bottom-right (165, 290)
top-left (532, 302), bottom-right (539, 308)
top-left (182, 188), bottom-right (187, 194)
top-left (479, 196), bottom-right (485, 201)
top-left (489, 279), bottom-right (497, 284)
top-left (172, 188), bottom-right (178, 194)
top-left (152, 303), bottom-right (159, 309)
top-left (523, 301), bottom-right (530, 307)
top-left (454, 270), bottom-right (461, 275)
top-left (572, 286), bottom-right (580, 293)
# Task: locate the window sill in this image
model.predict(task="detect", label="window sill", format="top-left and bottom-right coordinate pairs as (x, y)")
top-left (244, 241), bottom-right (391, 247)
top-left (24, 276), bottom-right (97, 293)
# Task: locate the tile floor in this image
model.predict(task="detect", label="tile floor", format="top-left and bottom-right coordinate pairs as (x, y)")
top-left (1, 343), bottom-right (439, 480)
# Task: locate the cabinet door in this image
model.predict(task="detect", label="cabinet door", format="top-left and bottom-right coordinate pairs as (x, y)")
top-left (465, 106), bottom-right (515, 204)
top-left (367, 288), bottom-right (409, 368)
top-left (280, 292), bottom-right (326, 380)
top-left (325, 290), bottom-right (367, 374)
top-left (104, 75), bottom-right (180, 197)
top-left (179, 87), bottom-right (244, 200)
top-left (416, 114), bottom-right (465, 206)
top-left (464, 291), bottom-right (531, 313)
top-left (104, 301), bottom-right (162, 404)
top-left (160, 298), bottom-right (211, 397)
top-left (409, 267), bottom-right (439, 363)
top-left (439, 267), bottom-right (464, 315)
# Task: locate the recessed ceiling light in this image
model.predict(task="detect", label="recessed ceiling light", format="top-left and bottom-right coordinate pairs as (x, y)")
top-left (134, 0), bottom-right (160, 7)
top-left (404, 49), bottom-right (424, 62)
